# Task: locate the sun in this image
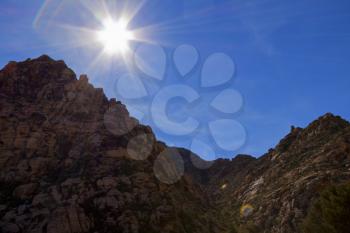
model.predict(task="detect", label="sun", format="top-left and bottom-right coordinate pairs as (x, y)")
top-left (97, 18), bottom-right (134, 54)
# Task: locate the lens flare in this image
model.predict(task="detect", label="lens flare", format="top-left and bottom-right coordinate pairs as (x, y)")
top-left (240, 204), bottom-right (254, 217)
top-left (97, 18), bottom-right (134, 54)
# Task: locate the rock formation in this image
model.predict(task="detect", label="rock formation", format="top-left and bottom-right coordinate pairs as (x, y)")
top-left (199, 113), bottom-right (350, 232)
top-left (0, 56), bottom-right (349, 233)
top-left (0, 56), bottom-right (223, 233)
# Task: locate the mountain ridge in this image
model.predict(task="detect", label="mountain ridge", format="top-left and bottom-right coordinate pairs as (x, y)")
top-left (0, 55), bottom-right (349, 233)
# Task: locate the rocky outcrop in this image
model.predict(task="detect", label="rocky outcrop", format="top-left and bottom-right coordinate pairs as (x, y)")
top-left (203, 113), bottom-right (350, 233)
top-left (0, 56), bottom-right (223, 233)
top-left (0, 55), bottom-right (349, 233)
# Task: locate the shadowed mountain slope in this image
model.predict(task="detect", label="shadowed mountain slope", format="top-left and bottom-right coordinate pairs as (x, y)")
top-left (0, 56), bottom-right (225, 233)
top-left (0, 56), bottom-right (349, 233)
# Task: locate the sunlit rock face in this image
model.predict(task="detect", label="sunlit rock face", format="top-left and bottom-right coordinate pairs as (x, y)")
top-left (0, 56), bottom-right (350, 233)
top-left (200, 114), bottom-right (350, 233)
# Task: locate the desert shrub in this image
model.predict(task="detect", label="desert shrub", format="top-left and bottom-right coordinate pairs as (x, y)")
top-left (302, 183), bottom-right (350, 233)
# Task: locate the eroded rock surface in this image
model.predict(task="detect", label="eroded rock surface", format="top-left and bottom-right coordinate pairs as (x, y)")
top-left (1, 56), bottom-right (349, 233)
top-left (0, 56), bottom-right (222, 233)
top-left (202, 114), bottom-right (350, 232)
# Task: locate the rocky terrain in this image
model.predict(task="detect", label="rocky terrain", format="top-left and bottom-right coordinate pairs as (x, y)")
top-left (202, 114), bottom-right (350, 232)
top-left (0, 56), bottom-right (349, 233)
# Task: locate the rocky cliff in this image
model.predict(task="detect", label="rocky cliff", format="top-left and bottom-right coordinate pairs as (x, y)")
top-left (0, 56), bottom-right (224, 233)
top-left (0, 56), bottom-right (349, 233)
top-left (201, 114), bottom-right (350, 232)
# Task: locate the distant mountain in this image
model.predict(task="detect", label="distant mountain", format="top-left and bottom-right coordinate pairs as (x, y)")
top-left (0, 56), bottom-right (349, 233)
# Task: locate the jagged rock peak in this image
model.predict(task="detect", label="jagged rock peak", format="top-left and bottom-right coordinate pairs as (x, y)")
top-left (1, 55), bottom-right (73, 78)
top-left (274, 113), bottom-right (349, 153)
top-left (302, 112), bottom-right (349, 136)
top-left (0, 55), bottom-right (79, 101)
top-left (35, 54), bottom-right (55, 62)
top-left (309, 112), bottom-right (349, 127)
top-left (79, 74), bottom-right (89, 83)
top-left (3, 55), bottom-right (67, 71)
top-left (1, 55), bottom-right (53, 69)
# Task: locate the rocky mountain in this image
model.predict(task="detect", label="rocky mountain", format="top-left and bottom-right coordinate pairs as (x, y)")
top-left (0, 56), bottom-right (225, 233)
top-left (201, 113), bottom-right (350, 232)
top-left (0, 56), bottom-right (349, 233)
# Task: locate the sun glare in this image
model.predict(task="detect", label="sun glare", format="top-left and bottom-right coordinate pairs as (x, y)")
top-left (97, 19), bottom-right (134, 54)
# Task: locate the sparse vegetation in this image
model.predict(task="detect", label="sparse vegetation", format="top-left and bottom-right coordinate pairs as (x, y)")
top-left (302, 183), bottom-right (350, 233)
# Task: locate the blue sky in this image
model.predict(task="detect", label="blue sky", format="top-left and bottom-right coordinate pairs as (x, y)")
top-left (1, 0), bottom-right (350, 158)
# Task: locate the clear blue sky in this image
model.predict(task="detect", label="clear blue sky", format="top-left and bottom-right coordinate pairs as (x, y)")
top-left (1, 0), bottom-right (350, 158)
